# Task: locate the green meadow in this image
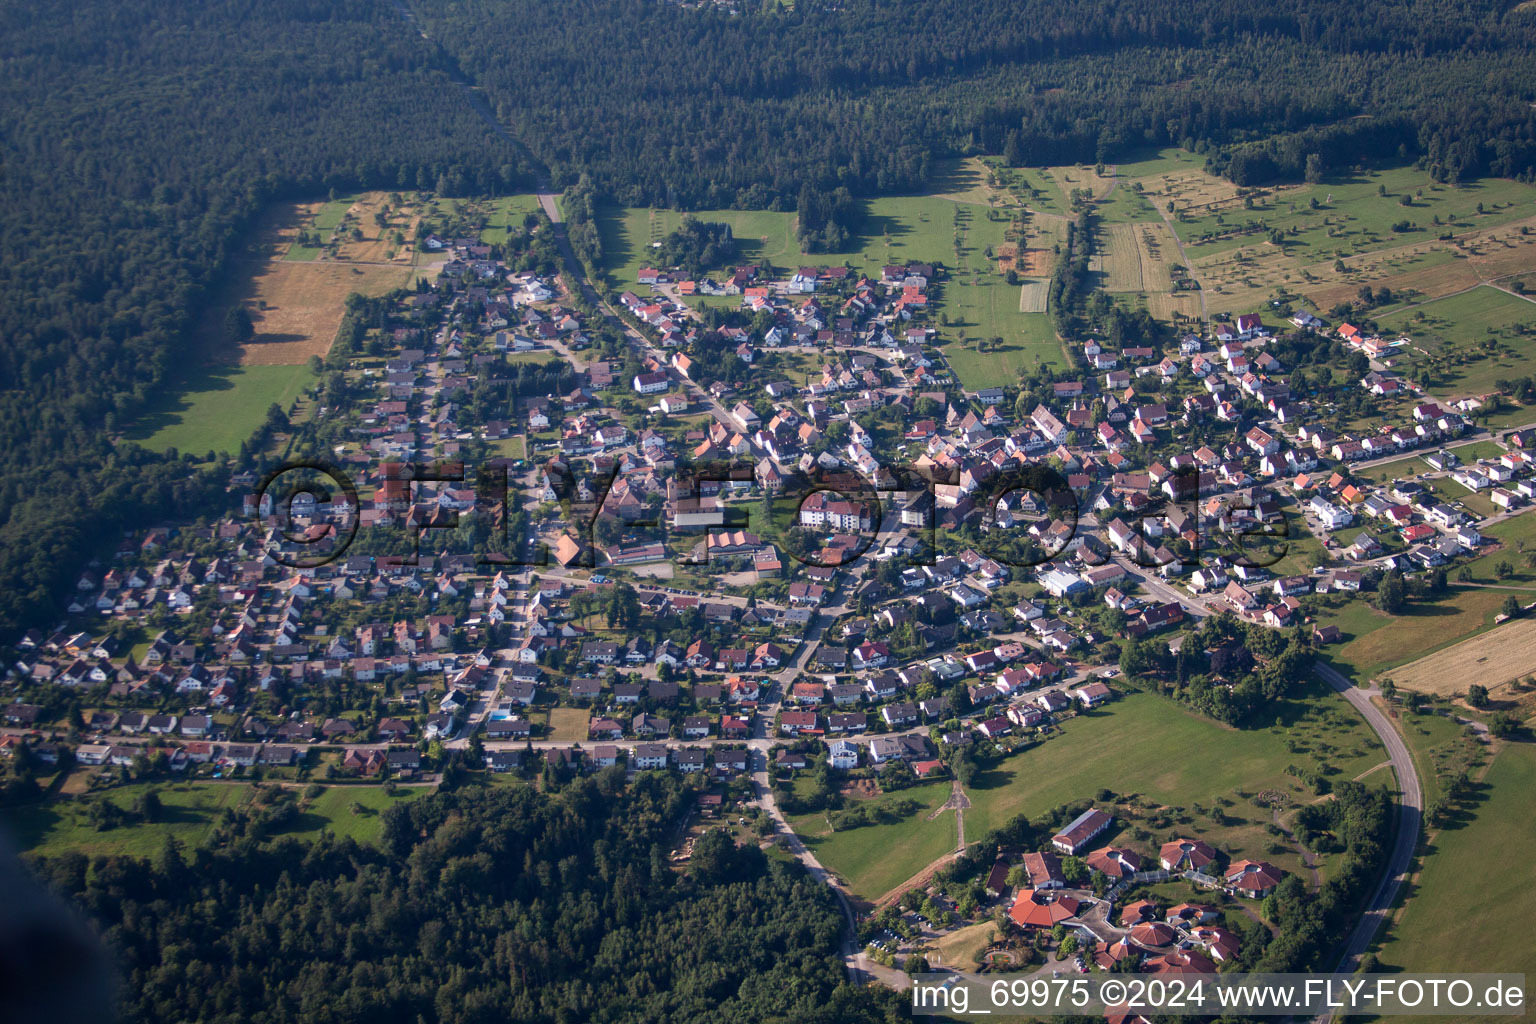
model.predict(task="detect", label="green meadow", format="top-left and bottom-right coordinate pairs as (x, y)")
top-left (124, 361), bottom-right (315, 457)
top-left (4, 781), bottom-right (423, 858)
top-left (283, 195), bottom-right (360, 260)
top-left (960, 688), bottom-right (1386, 868)
top-left (1171, 166), bottom-right (1536, 262)
top-left (786, 779), bottom-right (957, 901)
top-left (480, 194), bottom-right (545, 244)
top-left (1370, 742), bottom-right (1536, 1023)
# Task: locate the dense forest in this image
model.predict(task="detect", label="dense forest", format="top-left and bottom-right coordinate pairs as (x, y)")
top-left (417, 0), bottom-right (1536, 211)
top-left (23, 774), bottom-right (905, 1024)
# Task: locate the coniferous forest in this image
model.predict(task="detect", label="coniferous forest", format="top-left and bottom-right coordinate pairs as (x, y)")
top-left (24, 774), bottom-right (905, 1024)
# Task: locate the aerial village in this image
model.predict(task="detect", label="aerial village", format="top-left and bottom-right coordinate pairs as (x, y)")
top-left (7, 213), bottom-right (1535, 982)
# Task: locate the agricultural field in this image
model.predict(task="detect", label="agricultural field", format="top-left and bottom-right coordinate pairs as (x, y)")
top-left (1098, 154), bottom-right (1536, 317)
top-left (283, 192), bottom-right (424, 264)
top-left (1388, 617), bottom-right (1536, 695)
top-left (1369, 742), bottom-right (1536, 1019)
top-left (125, 195), bottom-right (416, 455)
top-left (1323, 587), bottom-right (1511, 681)
top-left (960, 688), bottom-right (1385, 885)
top-left (786, 779), bottom-right (957, 902)
top-left (233, 260), bottom-right (412, 365)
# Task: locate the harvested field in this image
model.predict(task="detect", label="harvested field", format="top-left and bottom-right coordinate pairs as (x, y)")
top-left (1101, 223), bottom-right (1144, 291)
top-left (331, 193), bottom-right (423, 263)
top-left (1388, 615), bottom-right (1536, 695)
top-left (1145, 291), bottom-right (1204, 320)
top-left (1136, 167), bottom-right (1244, 218)
top-left (1018, 280), bottom-right (1049, 312)
top-left (1015, 247), bottom-right (1052, 275)
top-left (1134, 222), bottom-right (1179, 291)
top-left (233, 261), bottom-right (411, 365)
top-left (281, 191), bottom-right (423, 264)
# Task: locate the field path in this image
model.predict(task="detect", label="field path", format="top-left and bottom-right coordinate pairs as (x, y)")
top-left (1272, 806), bottom-right (1323, 891)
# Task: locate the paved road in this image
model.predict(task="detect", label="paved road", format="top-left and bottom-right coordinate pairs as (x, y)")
top-left (1314, 661), bottom-right (1422, 975)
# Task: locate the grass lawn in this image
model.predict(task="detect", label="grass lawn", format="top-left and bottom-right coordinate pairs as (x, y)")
top-left (546, 706), bottom-right (591, 742)
top-left (488, 436), bottom-right (526, 461)
top-left (787, 779), bottom-right (957, 901)
top-left (961, 688), bottom-right (1386, 883)
top-left (941, 313), bottom-right (1065, 387)
top-left (1369, 741), bottom-right (1536, 1019)
top-left (124, 361), bottom-right (315, 457)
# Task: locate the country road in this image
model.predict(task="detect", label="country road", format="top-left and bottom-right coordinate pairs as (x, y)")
top-left (1314, 661), bottom-right (1423, 976)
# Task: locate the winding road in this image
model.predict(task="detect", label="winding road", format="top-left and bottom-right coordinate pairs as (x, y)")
top-left (1314, 661), bottom-right (1423, 974)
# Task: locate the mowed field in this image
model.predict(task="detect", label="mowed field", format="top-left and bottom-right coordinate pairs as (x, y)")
top-left (1369, 742), bottom-right (1536, 1020)
top-left (1323, 588), bottom-right (1512, 681)
top-left (124, 361), bottom-right (316, 456)
top-left (1099, 221), bottom-right (1180, 293)
top-left (1389, 616), bottom-right (1536, 695)
top-left (1375, 285), bottom-right (1536, 400)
